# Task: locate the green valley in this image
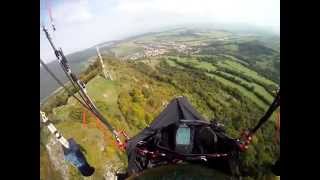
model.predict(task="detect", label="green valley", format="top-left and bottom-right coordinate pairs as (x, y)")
top-left (40, 27), bottom-right (279, 180)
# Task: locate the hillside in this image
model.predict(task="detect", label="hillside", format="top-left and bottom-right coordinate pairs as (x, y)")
top-left (40, 41), bottom-right (116, 102)
top-left (40, 28), bottom-right (279, 180)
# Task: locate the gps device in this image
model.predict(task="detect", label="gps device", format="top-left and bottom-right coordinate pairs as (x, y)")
top-left (175, 123), bottom-right (193, 154)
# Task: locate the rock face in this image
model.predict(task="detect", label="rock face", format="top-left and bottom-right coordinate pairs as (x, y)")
top-left (103, 161), bottom-right (126, 180)
top-left (103, 164), bottom-right (117, 180)
top-left (46, 137), bottom-right (69, 180)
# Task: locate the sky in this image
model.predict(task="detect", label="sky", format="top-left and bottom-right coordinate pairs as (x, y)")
top-left (40, 0), bottom-right (280, 62)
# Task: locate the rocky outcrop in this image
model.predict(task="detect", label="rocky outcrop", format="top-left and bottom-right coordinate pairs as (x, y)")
top-left (46, 137), bottom-right (70, 180)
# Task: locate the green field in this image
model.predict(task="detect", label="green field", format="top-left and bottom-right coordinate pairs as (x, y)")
top-left (217, 60), bottom-right (277, 86)
top-left (208, 73), bottom-right (266, 109)
top-left (165, 58), bottom-right (181, 68)
top-left (166, 56), bottom-right (276, 109)
top-left (41, 27), bottom-right (279, 180)
top-left (169, 56), bottom-right (217, 71)
top-left (215, 70), bottom-right (274, 104)
top-left (111, 41), bottom-right (144, 57)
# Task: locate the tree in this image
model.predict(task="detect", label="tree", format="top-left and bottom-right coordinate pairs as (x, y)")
top-left (142, 87), bottom-right (151, 98)
top-left (69, 106), bottom-right (83, 122)
top-left (130, 88), bottom-right (144, 103)
top-left (145, 113), bottom-right (153, 125)
top-left (95, 100), bottom-right (109, 112)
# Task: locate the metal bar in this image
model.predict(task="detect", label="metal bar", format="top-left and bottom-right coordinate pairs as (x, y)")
top-left (40, 111), bottom-right (69, 148)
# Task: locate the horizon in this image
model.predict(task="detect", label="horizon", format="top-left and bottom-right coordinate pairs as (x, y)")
top-left (40, 0), bottom-right (279, 63)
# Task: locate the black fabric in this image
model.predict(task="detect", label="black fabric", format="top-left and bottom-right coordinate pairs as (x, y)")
top-left (195, 126), bottom-right (218, 153)
top-left (272, 158), bottom-right (280, 176)
top-left (126, 97), bottom-right (206, 174)
top-left (149, 96), bottom-right (206, 128)
top-left (125, 96), bottom-right (239, 176)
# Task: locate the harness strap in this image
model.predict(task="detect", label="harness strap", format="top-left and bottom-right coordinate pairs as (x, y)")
top-left (238, 90), bottom-right (280, 151)
top-left (252, 90), bottom-right (280, 134)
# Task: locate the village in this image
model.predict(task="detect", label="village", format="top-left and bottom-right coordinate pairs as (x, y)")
top-left (126, 40), bottom-right (200, 60)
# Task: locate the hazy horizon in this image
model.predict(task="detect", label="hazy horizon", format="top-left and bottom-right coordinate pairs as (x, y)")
top-left (40, 0), bottom-right (279, 63)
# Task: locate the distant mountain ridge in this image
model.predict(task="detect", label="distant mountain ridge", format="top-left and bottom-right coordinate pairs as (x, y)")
top-left (40, 41), bottom-right (115, 102)
top-left (40, 26), bottom-right (279, 102)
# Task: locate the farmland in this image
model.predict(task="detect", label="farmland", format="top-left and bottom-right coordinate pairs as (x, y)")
top-left (40, 27), bottom-right (279, 180)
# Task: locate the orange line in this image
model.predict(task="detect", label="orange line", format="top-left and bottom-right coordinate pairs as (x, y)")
top-left (85, 110), bottom-right (123, 149)
top-left (96, 117), bottom-right (100, 128)
top-left (82, 110), bottom-right (86, 128)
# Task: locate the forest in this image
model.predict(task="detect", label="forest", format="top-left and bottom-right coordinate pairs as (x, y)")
top-left (40, 30), bottom-right (279, 179)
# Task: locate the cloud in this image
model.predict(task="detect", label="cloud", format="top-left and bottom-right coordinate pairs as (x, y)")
top-left (53, 0), bottom-right (93, 25)
top-left (40, 0), bottom-right (279, 62)
top-left (115, 0), bottom-right (279, 29)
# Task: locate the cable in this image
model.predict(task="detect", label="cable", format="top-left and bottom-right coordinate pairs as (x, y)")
top-left (41, 58), bottom-right (116, 134)
top-left (40, 58), bottom-right (93, 113)
top-left (237, 89), bottom-right (280, 151)
top-left (40, 110), bottom-right (70, 148)
top-left (41, 25), bottom-right (126, 148)
top-left (45, 0), bottom-right (56, 31)
top-left (41, 58), bottom-right (123, 146)
top-left (41, 26), bottom-right (97, 113)
top-left (251, 90), bottom-right (280, 134)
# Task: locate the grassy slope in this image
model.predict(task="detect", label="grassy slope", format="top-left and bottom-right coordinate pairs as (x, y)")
top-left (206, 72), bottom-right (266, 109)
top-left (174, 56), bottom-right (217, 71)
top-left (166, 56), bottom-right (275, 109)
top-left (111, 41), bottom-right (144, 57)
top-left (41, 29), bottom-right (279, 179)
top-left (49, 77), bottom-right (129, 179)
top-left (42, 57), bottom-right (278, 179)
top-left (217, 60), bottom-right (277, 86)
top-left (165, 56), bottom-right (277, 123)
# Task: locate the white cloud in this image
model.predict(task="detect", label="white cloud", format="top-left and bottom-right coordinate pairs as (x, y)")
top-left (40, 0), bottom-right (280, 62)
top-left (53, 0), bottom-right (93, 25)
top-left (116, 0), bottom-right (279, 30)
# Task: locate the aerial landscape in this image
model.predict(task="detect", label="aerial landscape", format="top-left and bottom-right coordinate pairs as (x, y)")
top-left (40, 26), bottom-right (280, 179)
